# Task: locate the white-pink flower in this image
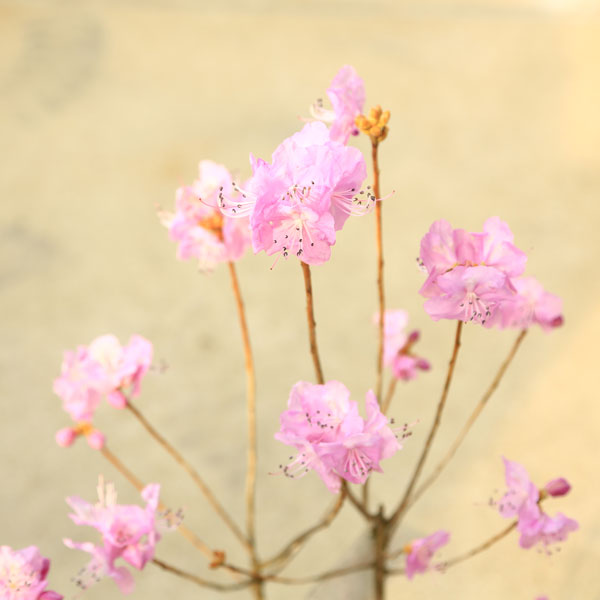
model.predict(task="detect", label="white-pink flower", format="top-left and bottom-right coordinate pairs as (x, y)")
top-left (404, 530), bottom-right (450, 579)
top-left (275, 381), bottom-right (403, 493)
top-left (161, 160), bottom-right (251, 271)
top-left (64, 478), bottom-right (168, 594)
top-left (0, 545), bottom-right (62, 600)
top-left (53, 335), bottom-right (153, 448)
top-left (310, 65), bottom-right (365, 144)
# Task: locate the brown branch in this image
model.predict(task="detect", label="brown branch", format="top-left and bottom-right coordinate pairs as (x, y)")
top-left (152, 558), bottom-right (252, 591)
top-left (372, 141), bottom-right (385, 405)
top-left (228, 262), bottom-right (259, 555)
top-left (126, 400), bottom-right (249, 551)
top-left (386, 521), bottom-right (517, 576)
top-left (261, 489), bottom-right (346, 571)
top-left (99, 445), bottom-right (212, 559)
top-left (389, 320), bottom-right (463, 530)
top-left (301, 262), bottom-right (325, 384)
top-left (409, 329), bottom-right (528, 508)
top-left (381, 377), bottom-right (398, 415)
top-left (264, 560), bottom-right (376, 585)
top-left (343, 481), bottom-right (375, 521)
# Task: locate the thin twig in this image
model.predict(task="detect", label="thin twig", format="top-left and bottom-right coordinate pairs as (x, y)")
top-left (100, 445), bottom-right (212, 558)
top-left (228, 261), bottom-right (258, 556)
top-left (389, 320), bottom-right (463, 529)
top-left (372, 141), bottom-right (385, 403)
top-left (301, 262), bottom-right (325, 384)
top-left (409, 329), bottom-right (528, 508)
top-left (386, 521), bottom-right (517, 575)
top-left (381, 377), bottom-right (398, 415)
top-left (264, 560), bottom-right (376, 585)
top-left (152, 558), bottom-right (252, 591)
top-left (261, 489), bottom-right (346, 571)
top-left (126, 400), bottom-right (249, 551)
top-left (343, 481), bottom-right (375, 521)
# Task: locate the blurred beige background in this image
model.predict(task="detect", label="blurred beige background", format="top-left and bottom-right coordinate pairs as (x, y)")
top-left (1, 0), bottom-right (599, 598)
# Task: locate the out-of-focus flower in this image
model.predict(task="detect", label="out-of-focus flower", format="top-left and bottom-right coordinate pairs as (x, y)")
top-left (404, 530), bottom-right (450, 579)
top-left (275, 381), bottom-right (404, 493)
top-left (54, 335), bottom-right (153, 448)
top-left (64, 478), bottom-right (169, 594)
top-left (0, 545), bottom-right (62, 600)
top-left (375, 310), bottom-right (430, 380)
top-left (160, 160), bottom-right (251, 271)
top-left (310, 65), bottom-right (365, 144)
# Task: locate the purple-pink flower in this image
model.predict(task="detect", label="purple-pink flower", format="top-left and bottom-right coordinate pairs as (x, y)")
top-left (220, 122), bottom-right (371, 266)
top-left (498, 458), bottom-right (578, 551)
top-left (161, 160), bottom-right (251, 271)
top-left (0, 546), bottom-right (62, 600)
top-left (376, 310), bottom-right (430, 381)
top-left (64, 478), bottom-right (168, 594)
top-left (310, 65), bottom-right (365, 144)
top-left (418, 218), bottom-right (563, 330)
top-left (404, 530), bottom-right (450, 579)
top-left (275, 381), bottom-right (403, 493)
top-left (54, 335), bottom-right (153, 448)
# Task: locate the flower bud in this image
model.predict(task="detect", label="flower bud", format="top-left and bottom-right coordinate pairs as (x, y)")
top-left (86, 430), bottom-right (106, 450)
top-left (55, 427), bottom-right (76, 447)
top-left (544, 477), bottom-right (571, 497)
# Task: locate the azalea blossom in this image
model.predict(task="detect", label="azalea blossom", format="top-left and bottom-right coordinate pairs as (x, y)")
top-left (53, 335), bottom-right (153, 448)
top-left (497, 458), bottom-right (578, 551)
top-left (64, 478), bottom-right (169, 594)
top-left (160, 160), bottom-right (251, 271)
top-left (376, 310), bottom-right (430, 380)
top-left (275, 381), bottom-right (404, 493)
top-left (0, 546), bottom-right (62, 600)
top-left (404, 530), bottom-right (450, 579)
top-left (310, 65), bottom-right (365, 144)
top-left (219, 122), bottom-right (372, 266)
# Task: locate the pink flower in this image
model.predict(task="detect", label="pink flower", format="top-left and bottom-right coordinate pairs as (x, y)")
top-left (64, 478), bottom-right (167, 594)
top-left (498, 459), bottom-right (577, 551)
top-left (0, 545), bottom-right (62, 600)
top-left (489, 276), bottom-right (564, 332)
top-left (161, 160), bottom-right (251, 271)
top-left (220, 122), bottom-right (371, 266)
top-left (53, 335), bottom-right (153, 448)
top-left (418, 218), bottom-right (527, 324)
top-left (310, 65), bottom-right (365, 144)
top-left (275, 381), bottom-right (402, 493)
top-left (404, 530), bottom-right (450, 579)
top-left (376, 310), bottom-right (430, 381)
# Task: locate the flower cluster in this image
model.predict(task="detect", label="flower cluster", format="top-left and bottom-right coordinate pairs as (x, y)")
top-left (0, 546), bottom-right (62, 600)
top-left (498, 458), bottom-right (578, 551)
top-left (160, 160), bottom-right (251, 271)
top-left (377, 310), bottom-right (430, 381)
top-left (310, 65), bottom-right (365, 144)
top-left (64, 479), bottom-right (169, 594)
top-left (403, 530), bottom-right (449, 579)
top-left (275, 381), bottom-right (406, 493)
top-left (418, 218), bottom-right (563, 330)
top-left (54, 335), bottom-right (152, 449)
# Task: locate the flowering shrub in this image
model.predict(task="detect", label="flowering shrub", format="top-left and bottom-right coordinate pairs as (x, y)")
top-left (3, 65), bottom-right (576, 600)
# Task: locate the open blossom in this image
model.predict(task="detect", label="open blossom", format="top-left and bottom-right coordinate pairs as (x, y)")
top-left (160, 160), bottom-right (251, 271)
top-left (219, 122), bottom-right (371, 266)
top-left (404, 530), bottom-right (450, 579)
top-left (53, 335), bottom-right (152, 448)
top-left (310, 65), bottom-right (365, 144)
top-left (0, 546), bottom-right (62, 600)
top-left (275, 381), bottom-right (403, 493)
top-left (376, 310), bottom-right (430, 380)
top-left (64, 478), bottom-right (168, 594)
top-left (498, 458), bottom-right (578, 551)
